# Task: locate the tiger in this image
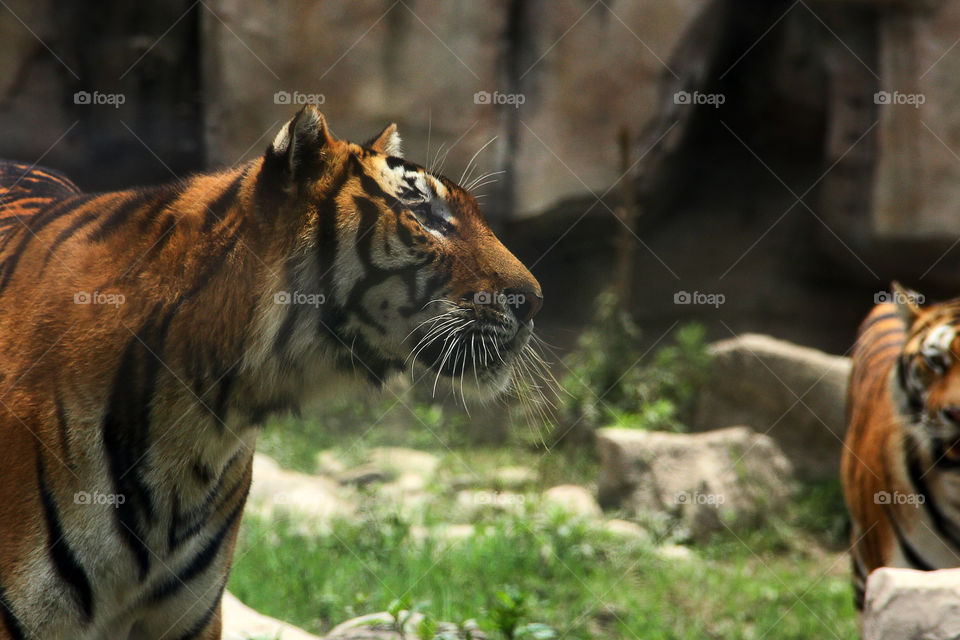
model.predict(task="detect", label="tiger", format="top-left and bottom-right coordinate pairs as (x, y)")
top-left (842, 282), bottom-right (960, 610)
top-left (0, 105), bottom-right (542, 640)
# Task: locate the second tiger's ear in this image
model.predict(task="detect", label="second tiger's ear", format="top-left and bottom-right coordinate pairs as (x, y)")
top-left (892, 281), bottom-right (923, 327)
top-left (267, 106), bottom-right (334, 176)
top-left (365, 123), bottom-right (402, 157)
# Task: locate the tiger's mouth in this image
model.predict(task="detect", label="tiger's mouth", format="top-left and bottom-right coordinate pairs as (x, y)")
top-left (407, 318), bottom-right (532, 394)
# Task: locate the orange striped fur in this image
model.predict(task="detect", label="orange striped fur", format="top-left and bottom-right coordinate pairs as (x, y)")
top-left (0, 106), bottom-right (542, 639)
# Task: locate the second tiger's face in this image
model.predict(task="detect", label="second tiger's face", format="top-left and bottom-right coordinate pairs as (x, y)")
top-left (898, 315), bottom-right (960, 461)
top-left (270, 107), bottom-right (542, 398)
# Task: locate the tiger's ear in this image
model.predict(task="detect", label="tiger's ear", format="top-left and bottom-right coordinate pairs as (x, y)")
top-left (892, 281), bottom-right (922, 326)
top-left (267, 106), bottom-right (333, 177)
top-left (365, 123), bottom-right (402, 157)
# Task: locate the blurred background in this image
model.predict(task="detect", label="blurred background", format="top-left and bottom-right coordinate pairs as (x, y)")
top-left (1, 1), bottom-right (954, 638)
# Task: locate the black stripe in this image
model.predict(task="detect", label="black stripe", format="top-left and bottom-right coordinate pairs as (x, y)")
top-left (149, 497), bottom-right (245, 602)
top-left (42, 210), bottom-right (99, 267)
top-left (36, 454), bottom-right (94, 621)
top-left (886, 505), bottom-right (936, 570)
top-left (172, 578), bottom-right (227, 640)
top-left (169, 451), bottom-right (244, 551)
top-left (89, 187), bottom-right (178, 243)
top-left (859, 310), bottom-right (900, 334)
top-left (202, 171), bottom-right (245, 232)
top-left (0, 194), bottom-right (97, 295)
top-left (906, 441), bottom-right (960, 549)
top-left (272, 299), bottom-right (302, 357)
top-left (0, 578), bottom-right (28, 640)
top-left (102, 305), bottom-right (175, 580)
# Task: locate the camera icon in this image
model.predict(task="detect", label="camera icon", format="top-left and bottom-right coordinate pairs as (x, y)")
top-left (74, 91), bottom-right (91, 105)
top-left (474, 91), bottom-right (491, 105)
top-left (674, 291), bottom-right (691, 304)
top-left (74, 491), bottom-right (91, 505)
top-left (874, 291), bottom-right (891, 304)
top-left (874, 91), bottom-right (891, 105)
top-left (673, 91), bottom-right (691, 105)
top-left (74, 291), bottom-right (91, 304)
top-left (274, 90), bottom-right (292, 105)
top-left (474, 291), bottom-right (492, 305)
top-left (874, 491), bottom-right (891, 504)
top-left (675, 491), bottom-right (690, 504)
top-left (274, 291), bottom-right (292, 305)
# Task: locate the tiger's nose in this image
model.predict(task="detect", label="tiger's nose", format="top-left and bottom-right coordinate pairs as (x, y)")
top-left (505, 286), bottom-right (543, 323)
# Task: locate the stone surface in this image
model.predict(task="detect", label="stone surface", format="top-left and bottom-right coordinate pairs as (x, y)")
top-left (248, 453), bottom-right (354, 524)
top-left (692, 333), bottom-right (851, 480)
top-left (603, 518), bottom-right (653, 543)
top-left (542, 484), bottom-right (603, 518)
top-left (492, 465), bottom-right (539, 491)
top-left (222, 591), bottom-right (321, 640)
top-left (596, 426), bottom-right (793, 541)
top-left (871, 1), bottom-right (960, 240)
top-left (201, 0), bottom-right (708, 217)
top-left (326, 611), bottom-right (485, 640)
top-left (863, 567), bottom-right (960, 640)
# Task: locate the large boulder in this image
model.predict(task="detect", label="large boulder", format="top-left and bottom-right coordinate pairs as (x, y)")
top-left (596, 426), bottom-right (793, 541)
top-left (692, 333), bottom-right (850, 480)
top-left (863, 568), bottom-right (960, 640)
top-left (222, 591), bottom-right (321, 640)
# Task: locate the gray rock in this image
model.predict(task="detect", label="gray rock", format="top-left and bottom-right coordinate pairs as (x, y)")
top-left (692, 333), bottom-right (850, 480)
top-left (248, 453), bottom-right (354, 525)
top-left (222, 591), bottom-right (321, 640)
top-left (326, 611), bottom-right (485, 640)
top-left (863, 568), bottom-right (960, 640)
top-left (596, 426), bottom-right (793, 541)
top-left (542, 484), bottom-right (603, 518)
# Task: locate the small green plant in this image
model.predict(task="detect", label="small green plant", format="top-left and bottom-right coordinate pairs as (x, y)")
top-left (551, 292), bottom-right (710, 442)
top-left (491, 586), bottom-right (528, 640)
top-left (417, 614), bottom-right (438, 640)
top-left (388, 596), bottom-right (414, 638)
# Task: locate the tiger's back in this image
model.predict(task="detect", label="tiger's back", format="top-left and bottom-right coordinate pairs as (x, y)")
top-left (842, 301), bottom-right (906, 608)
top-left (0, 161), bottom-right (82, 234)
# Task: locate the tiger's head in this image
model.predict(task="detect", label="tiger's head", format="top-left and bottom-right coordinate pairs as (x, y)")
top-left (255, 106), bottom-right (543, 401)
top-left (892, 282), bottom-right (960, 462)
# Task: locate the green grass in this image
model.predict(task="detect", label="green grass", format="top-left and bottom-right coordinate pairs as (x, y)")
top-left (228, 496), bottom-right (857, 640)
